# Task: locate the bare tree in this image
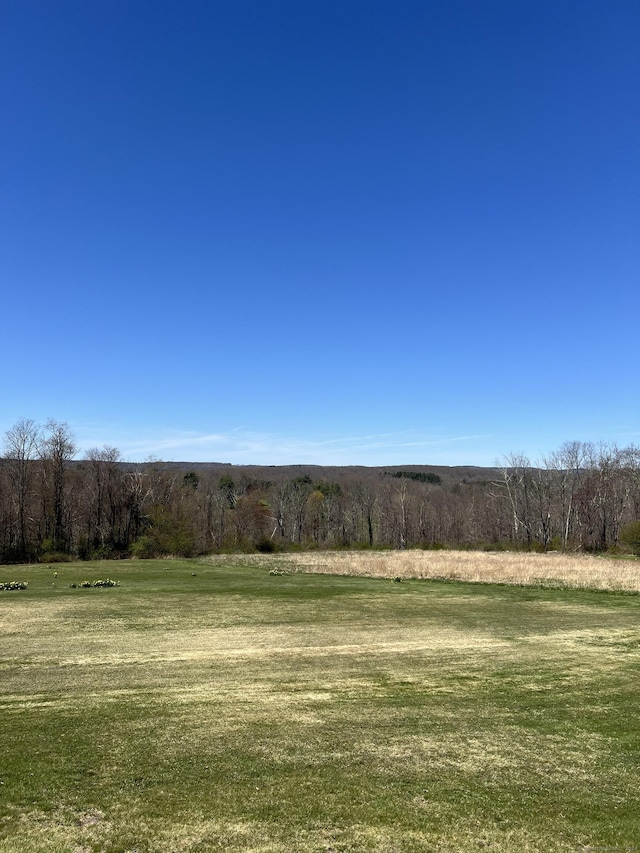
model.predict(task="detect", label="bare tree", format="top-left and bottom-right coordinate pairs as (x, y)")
top-left (396, 479), bottom-right (409, 549)
top-left (547, 441), bottom-right (590, 548)
top-left (3, 418), bottom-right (41, 559)
top-left (84, 446), bottom-right (122, 553)
top-left (40, 420), bottom-right (77, 553)
top-left (350, 478), bottom-right (379, 547)
top-left (497, 453), bottom-right (535, 547)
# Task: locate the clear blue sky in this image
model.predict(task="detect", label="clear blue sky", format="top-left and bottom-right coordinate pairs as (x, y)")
top-left (2, 0), bottom-right (638, 466)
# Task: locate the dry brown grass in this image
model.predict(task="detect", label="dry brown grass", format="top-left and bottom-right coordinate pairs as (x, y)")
top-left (207, 549), bottom-right (640, 592)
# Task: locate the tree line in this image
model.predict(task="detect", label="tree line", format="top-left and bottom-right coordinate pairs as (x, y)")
top-left (1, 419), bottom-right (640, 562)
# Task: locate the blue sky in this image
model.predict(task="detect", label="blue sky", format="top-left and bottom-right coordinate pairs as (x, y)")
top-left (2, 0), bottom-right (639, 466)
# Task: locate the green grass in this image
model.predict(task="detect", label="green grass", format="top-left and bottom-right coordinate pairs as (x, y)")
top-left (1, 558), bottom-right (639, 852)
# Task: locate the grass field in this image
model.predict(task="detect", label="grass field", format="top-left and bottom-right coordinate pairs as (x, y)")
top-left (210, 549), bottom-right (640, 592)
top-left (1, 555), bottom-right (639, 852)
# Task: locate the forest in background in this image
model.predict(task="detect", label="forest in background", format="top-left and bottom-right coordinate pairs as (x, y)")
top-left (2, 418), bottom-right (640, 563)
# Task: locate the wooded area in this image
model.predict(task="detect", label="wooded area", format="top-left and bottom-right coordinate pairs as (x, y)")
top-left (2, 419), bottom-right (640, 562)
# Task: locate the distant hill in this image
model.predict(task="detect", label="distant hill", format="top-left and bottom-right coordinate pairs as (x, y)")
top-left (111, 459), bottom-right (501, 488)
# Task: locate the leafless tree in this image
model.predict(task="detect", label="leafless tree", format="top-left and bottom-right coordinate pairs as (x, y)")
top-left (3, 418), bottom-right (41, 558)
top-left (40, 420), bottom-right (77, 553)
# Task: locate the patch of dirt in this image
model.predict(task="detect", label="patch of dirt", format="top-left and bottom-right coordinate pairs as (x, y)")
top-left (77, 809), bottom-right (105, 828)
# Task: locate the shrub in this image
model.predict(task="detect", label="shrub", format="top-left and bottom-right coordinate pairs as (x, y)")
top-left (0, 581), bottom-right (28, 591)
top-left (77, 541), bottom-right (121, 561)
top-left (131, 506), bottom-right (196, 558)
top-left (131, 536), bottom-right (155, 559)
top-left (419, 542), bottom-right (447, 551)
top-left (620, 520), bottom-right (640, 555)
top-left (479, 541), bottom-right (509, 552)
top-left (39, 551), bottom-right (72, 564)
top-left (256, 537), bottom-right (277, 554)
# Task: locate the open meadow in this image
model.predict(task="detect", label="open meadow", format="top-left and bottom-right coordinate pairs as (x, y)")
top-left (207, 549), bottom-right (640, 592)
top-left (1, 553), bottom-right (639, 852)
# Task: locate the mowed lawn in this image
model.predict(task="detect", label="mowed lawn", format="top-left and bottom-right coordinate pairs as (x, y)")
top-left (0, 558), bottom-right (639, 853)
